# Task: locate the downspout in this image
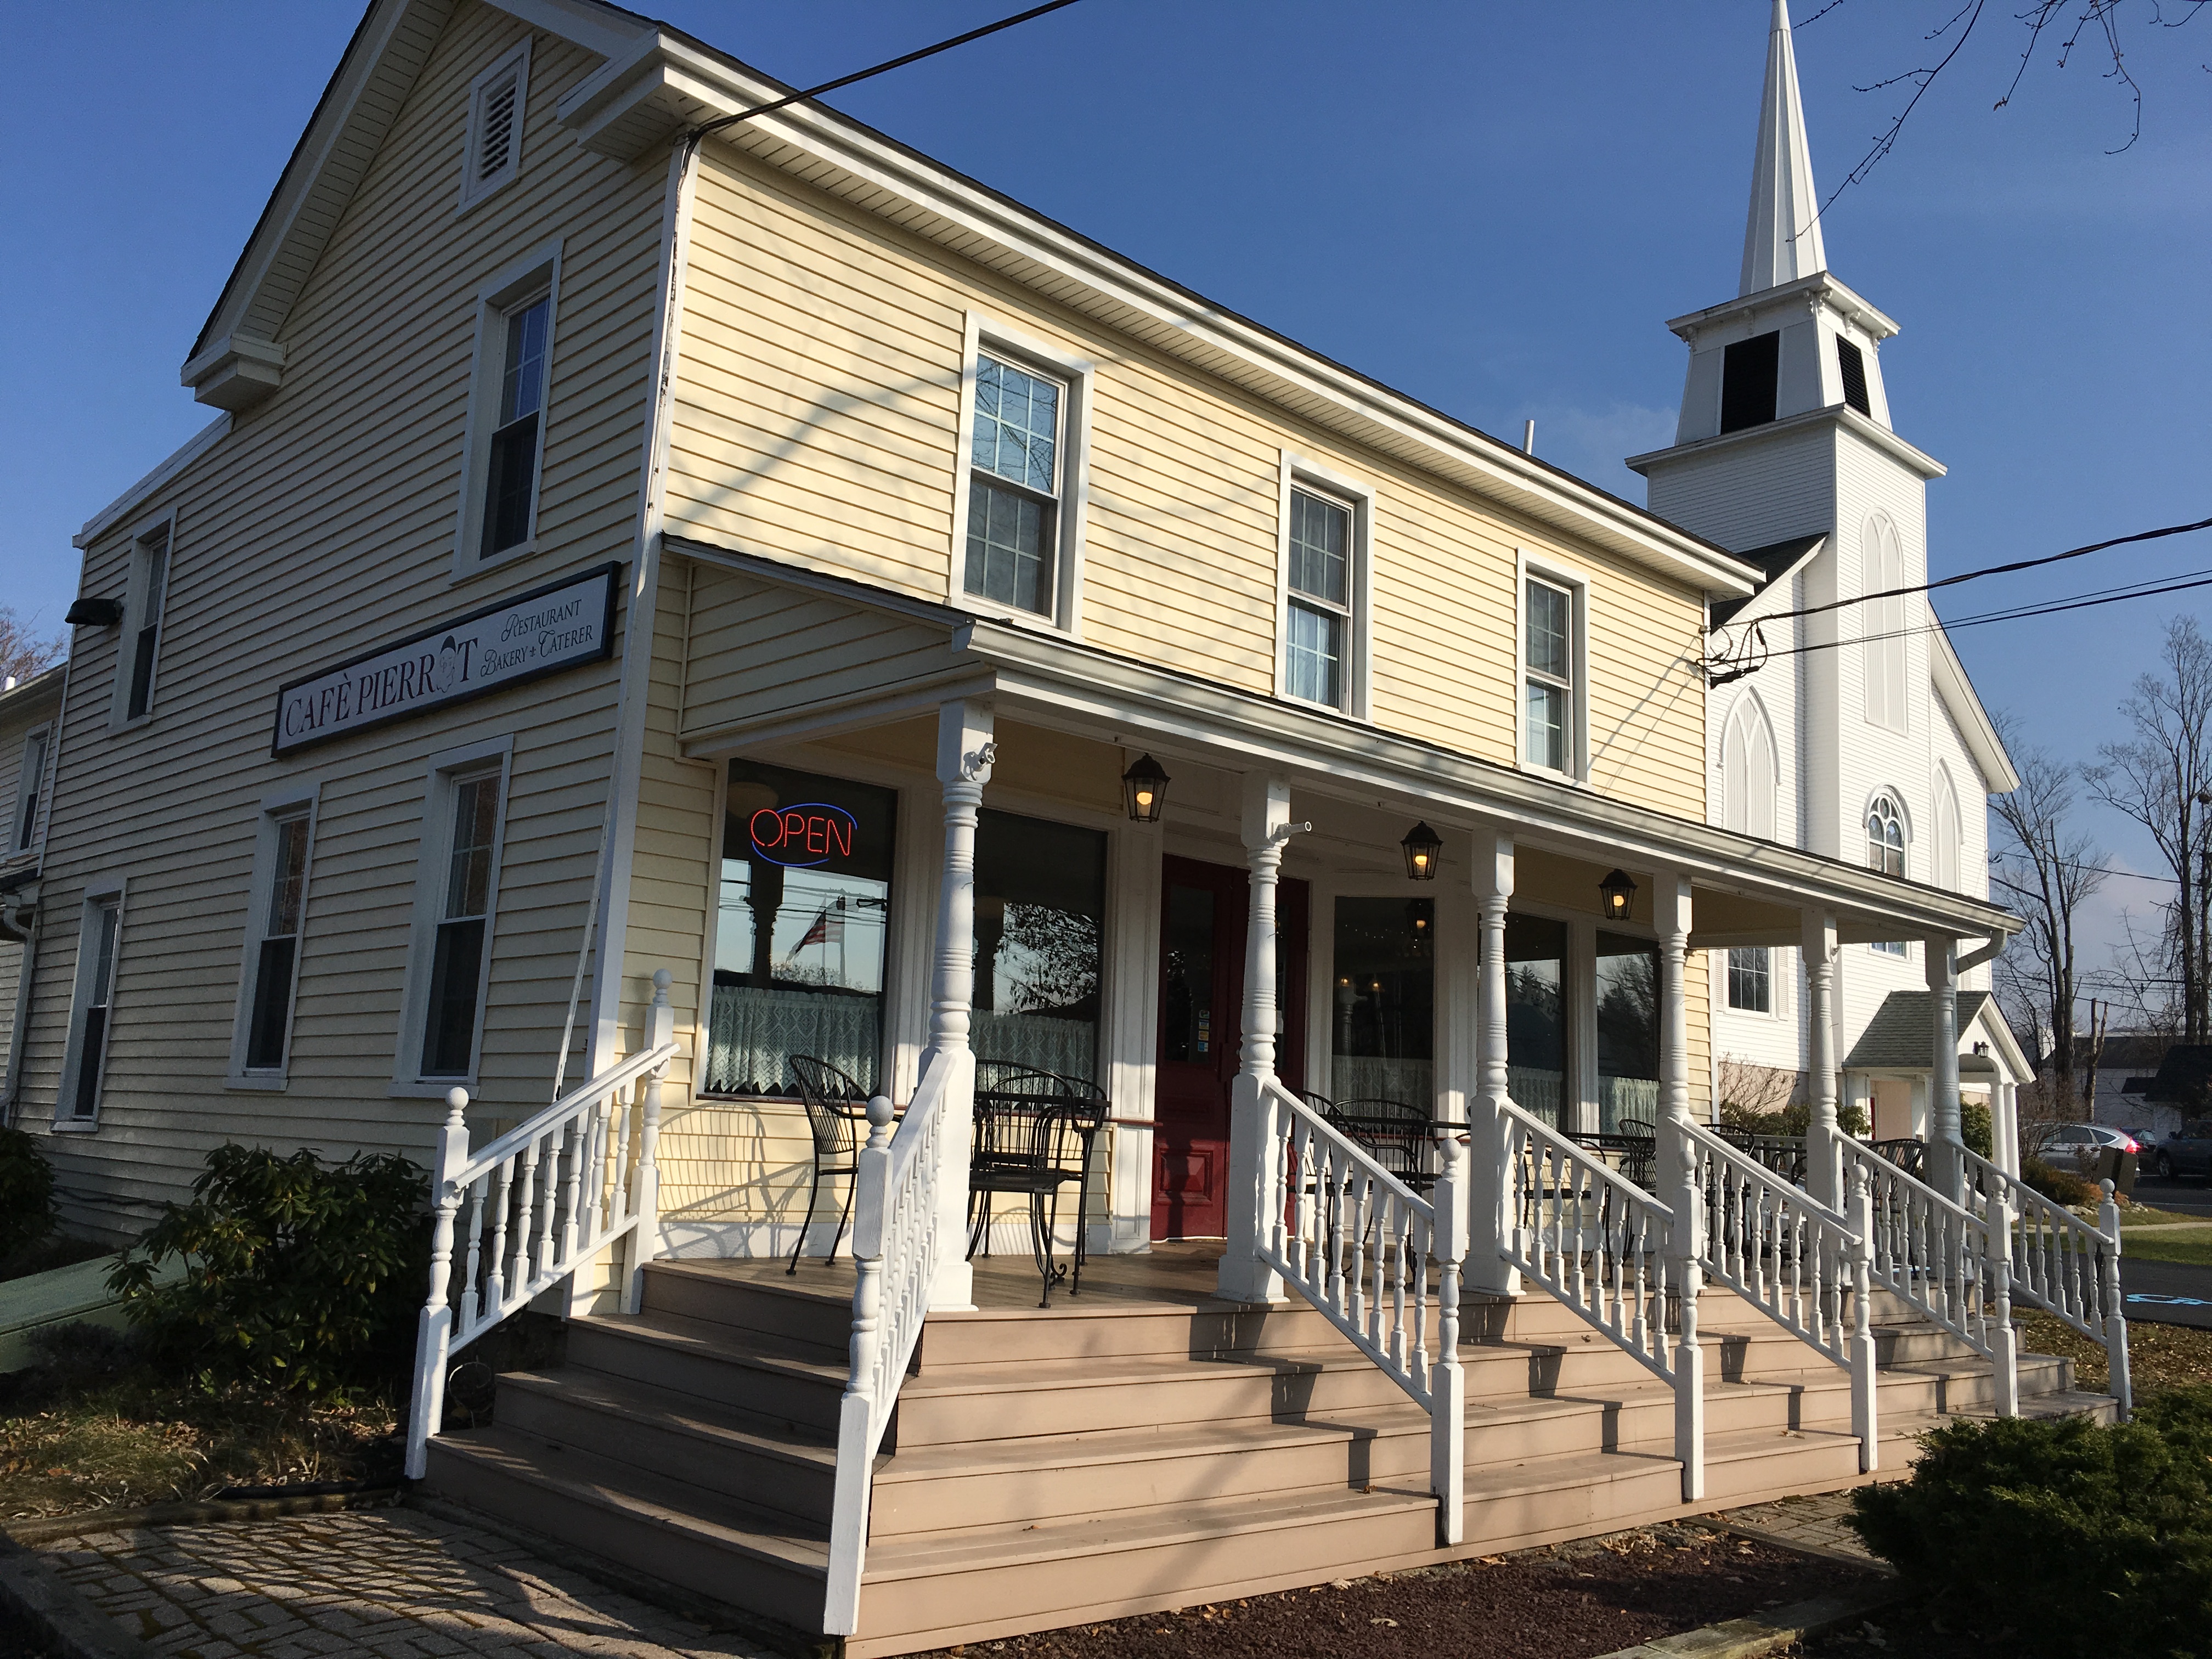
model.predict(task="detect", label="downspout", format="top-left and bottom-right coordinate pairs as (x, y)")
top-left (579, 131), bottom-right (702, 1073)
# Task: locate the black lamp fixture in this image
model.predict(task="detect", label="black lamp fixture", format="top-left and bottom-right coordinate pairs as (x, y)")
top-left (1599, 868), bottom-right (1637, 922)
top-left (1401, 820), bottom-right (1442, 882)
top-left (1121, 753), bottom-right (1170, 823)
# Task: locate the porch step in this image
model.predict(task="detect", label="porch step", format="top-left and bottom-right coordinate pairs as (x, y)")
top-left (564, 1311), bottom-right (848, 1432)
top-left (422, 1429), bottom-right (828, 1635)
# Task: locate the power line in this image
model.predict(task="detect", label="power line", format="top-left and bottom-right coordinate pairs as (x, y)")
top-left (1733, 515), bottom-right (2212, 629)
top-left (688, 0), bottom-right (1086, 145)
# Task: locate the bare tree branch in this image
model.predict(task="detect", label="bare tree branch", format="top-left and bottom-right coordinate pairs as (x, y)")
top-left (0, 607), bottom-right (65, 686)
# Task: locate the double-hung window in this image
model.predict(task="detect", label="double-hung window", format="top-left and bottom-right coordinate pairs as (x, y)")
top-left (122, 524), bottom-right (170, 723)
top-left (240, 808), bottom-right (313, 1075)
top-left (61, 890), bottom-right (123, 1124)
top-left (964, 354), bottom-right (1064, 616)
top-left (1285, 489), bottom-right (1353, 708)
top-left (422, 768), bottom-right (504, 1077)
top-left (1524, 577), bottom-right (1575, 774)
top-left (481, 294), bottom-right (550, 558)
top-left (13, 727), bottom-right (49, 853)
top-left (1726, 946), bottom-right (1772, 1013)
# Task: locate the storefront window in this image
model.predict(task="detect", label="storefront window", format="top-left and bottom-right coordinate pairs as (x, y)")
top-left (1331, 897), bottom-right (1434, 1107)
top-left (1505, 914), bottom-right (1567, 1127)
top-left (707, 762), bottom-right (895, 1096)
top-left (973, 810), bottom-right (1107, 1081)
top-left (1596, 931), bottom-right (1660, 1132)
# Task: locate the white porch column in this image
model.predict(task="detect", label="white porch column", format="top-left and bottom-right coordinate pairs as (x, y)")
top-left (1998, 1078), bottom-right (2022, 1176)
top-left (1927, 937), bottom-right (1964, 1203)
top-left (1655, 870), bottom-right (1705, 1501)
top-left (1469, 827), bottom-right (1519, 1297)
top-left (927, 698), bottom-right (994, 1313)
top-left (1802, 910), bottom-right (1841, 1209)
top-left (1217, 772), bottom-right (1295, 1305)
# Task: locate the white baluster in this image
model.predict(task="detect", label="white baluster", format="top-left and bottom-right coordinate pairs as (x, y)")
top-left (406, 1088), bottom-right (470, 1481)
top-left (2100, 1180), bottom-right (2131, 1418)
top-left (458, 1173), bottom-right (487, 1336)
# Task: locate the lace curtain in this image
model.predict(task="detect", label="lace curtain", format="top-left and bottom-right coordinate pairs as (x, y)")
top-left (970, 1009), bottom-right (1097, 1081)
top-left (1599, 1075), bottom-right (1660, 1133)
top-left (1330, 1056), bottom-right (1432, 1108)
top-left (705, 985), bottom-right (881, 1096)
top-left (1509, 1065), bottom-right (1565, 1127)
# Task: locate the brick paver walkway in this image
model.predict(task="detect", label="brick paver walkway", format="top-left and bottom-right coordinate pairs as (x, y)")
top-left (39, 1506), bottom-right (773, 1659)
top-left (1707, 1490), bottom-right (1878, 1562)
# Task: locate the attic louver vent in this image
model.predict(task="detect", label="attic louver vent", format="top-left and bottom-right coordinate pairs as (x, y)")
top-left (476, 75), bottom-right (518, 181)
top-left (459, 44), bottom-right (528, 208)
top-left (1835, 337), bottom-right (1872, 417)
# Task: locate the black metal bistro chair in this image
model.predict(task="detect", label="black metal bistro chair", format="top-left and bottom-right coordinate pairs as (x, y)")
top-left (785, 1054), bottom-right (875, 1275)
top-left (1571, 1116), bottom-right (1657, 1191)
top-left (1716, 1126), bottom-right (1809, 1187)
top-left (1871, 1137), bottom-right (1926, 1180)
top-left (1320, 1095), bottom-right (1440, 1196)
top-left (968, 1063), bottom-right (1107, 1308)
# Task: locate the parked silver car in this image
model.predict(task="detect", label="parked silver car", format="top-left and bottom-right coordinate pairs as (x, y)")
top-left (2037, 1122), bottom-right (2140, 1175)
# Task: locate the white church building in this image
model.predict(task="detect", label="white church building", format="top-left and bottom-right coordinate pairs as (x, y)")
top-left (1628, 1), bottom-right (2035, 1161)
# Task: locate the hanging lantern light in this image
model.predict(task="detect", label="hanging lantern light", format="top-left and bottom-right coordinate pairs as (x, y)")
top-left (1121, 753), bottom-right (1170, 823)
top-left (1599, 868), bottom-right (1637, 922)
top-left (1400, 821), bottom-right (1442, 882)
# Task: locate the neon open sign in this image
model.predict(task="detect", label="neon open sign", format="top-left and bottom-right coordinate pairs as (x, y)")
top-left (749, 803), bottom-right (857, 868)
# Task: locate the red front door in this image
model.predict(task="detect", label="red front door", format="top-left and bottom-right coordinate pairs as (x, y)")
top-left (1152, 856), bottom-right (1306, 1240)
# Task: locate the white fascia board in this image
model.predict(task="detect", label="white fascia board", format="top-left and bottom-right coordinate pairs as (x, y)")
top-left (1966, 995), bottom-right (2034, 1080)
top-left (563, 48), bottom-right (1757, 600)
top-left (0, 665), bottom-right (66, 715)
top-left (483, 0), bottom-right (644, 59)
top-left (1931, 625), bottom-right (2020, 794)
top-left (1628, 405), bottom-right (1945, 483)
top-left (74, 416), bottom-right (233, 549)
top-left (1729, 537), bottom-right (1827, 628)
top-left (1665, 271), bottom-right (1901, 344)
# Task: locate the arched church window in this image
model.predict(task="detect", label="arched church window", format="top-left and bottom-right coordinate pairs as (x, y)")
top-left (1722, 698), bottom-right (1778, 841)
top-left (1866, 793), bottom-right (1906, 877)
top-left (1861, 515), bottom-right (1909, 735)
top-left (1932, 770), bottom-right (1961, 891)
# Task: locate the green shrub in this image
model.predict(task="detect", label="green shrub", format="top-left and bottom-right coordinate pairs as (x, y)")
top-left (0, 1126), bottom-right (57, 1260)
top-left (2022, 1155), bottom-right (2098, 1207)
top-left (1850, 1401), bottom-right (2212, 1658)
top-left (1961, 1099), bottom-right (1994, 1160)
top-left (107, 1145), bottom-right (426, 1396)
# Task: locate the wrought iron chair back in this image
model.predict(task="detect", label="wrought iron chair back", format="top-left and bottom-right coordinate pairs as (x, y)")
top-left (1871, 1137), bottom-right (1926, 1179)
top-left (969, 1064), bottom-right (1107, 1306)
top-left (785, 1054), bottom-right (876, 1273)
top-left (1322, 1096), bottom-right (1438, 1193)
top-left (1571, 1119), bottom-right (1658, 1192)
top-left (1715, 1126), bottom-right (1809, 1186)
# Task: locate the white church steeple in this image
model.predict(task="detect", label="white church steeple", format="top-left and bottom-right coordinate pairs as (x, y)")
top-left (1740, 0), bottom-right (1826, 297)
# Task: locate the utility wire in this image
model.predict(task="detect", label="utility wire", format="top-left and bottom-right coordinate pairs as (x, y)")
top-left (1732, 515), bottom-right (2212, 629)
top-left (689, 0), bottom-right (1085, 144)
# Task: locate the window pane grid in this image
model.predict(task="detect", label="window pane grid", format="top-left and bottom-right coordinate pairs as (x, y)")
top-left (1727, 946), bottom-right (1771, 1013)
top-left (964, 477), bottom-right (1053, 614)
top-left (422, 771), bottom-right (502, 1079)
top-left (971, 356), bottom-right (1059, 494)
top-left (1286, 600), bottom-right (1342, 707)
top-left (1288, 490), bottom-right (1350, 610)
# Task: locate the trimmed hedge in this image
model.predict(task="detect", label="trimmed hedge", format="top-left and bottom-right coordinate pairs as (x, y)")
top-left (1851, 1389), bottom-right (2212, 1658)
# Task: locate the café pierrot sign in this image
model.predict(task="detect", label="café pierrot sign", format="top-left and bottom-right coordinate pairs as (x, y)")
top-left (272, 563), bottom-right (619, 755)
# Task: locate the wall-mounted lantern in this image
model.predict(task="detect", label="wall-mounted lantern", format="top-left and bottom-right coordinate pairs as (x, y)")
top-left (1401, 821), bottom-right (1442, 882)
top-left (1121, 753), bottom-right (1170, 823)
top-left (1599, 868), bottom-right (1637, 922)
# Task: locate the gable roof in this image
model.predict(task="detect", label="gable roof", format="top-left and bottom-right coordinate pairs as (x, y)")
top-left (1843, 989), bottom-right (2030, 1080)
top-left (1709, 533), bottom-right (1826, 627)
top-left (171, 0), bottom-right (1762, 601)
top-left (2145, 1045), bottom-right (2212, 1105)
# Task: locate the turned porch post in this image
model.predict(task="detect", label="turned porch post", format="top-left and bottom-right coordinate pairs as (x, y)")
top-left (1927, 937), bottom-right (1965, 1204)
top-left (927, 698), bottom-right (994, 1313)
top-left (1803, 910), bottom-right (1841, 1210)
top-left (1468, 826), bottom-right (1519, 1297)
top-left (1219, 772), bottom-right (1297, 1305)
top-left (1655, 869), bottom-right (1705, 1502)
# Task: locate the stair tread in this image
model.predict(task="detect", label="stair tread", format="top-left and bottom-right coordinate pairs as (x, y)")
top-left (499, 1368), bottom-right (837, 1462)
top-left (572, 1311), bottom-right (848, 1381)
top-left (432, 1428), bottom-right (832, 1572)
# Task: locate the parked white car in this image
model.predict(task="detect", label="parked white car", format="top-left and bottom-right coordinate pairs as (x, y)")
top-left (2036, 1122), bottom-right (2140, 1175)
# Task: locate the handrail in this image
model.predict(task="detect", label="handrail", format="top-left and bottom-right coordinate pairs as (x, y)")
top-left (1499, 1101), bottom-right (1703, 1498)
top-left (823, 1047), bottom-right (966, 1637)
top-left (1256, 1075), bottom-right (1468, 1547)
top-left (1838, 1136), bottom-right (2019, 1417)
top-left (406, 970), bottom-right (680, 1479)
top-left (1679, 1120), bottom-right (1878, 1472)
top-left (1963, 1147), bottom-right (2129, 1416)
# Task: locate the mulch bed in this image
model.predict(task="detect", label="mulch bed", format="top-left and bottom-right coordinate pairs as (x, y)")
top-left (1788, 1600), bottom-right (2014, 1657)
top-left (913, 1525), bottom-right (1886, 1658)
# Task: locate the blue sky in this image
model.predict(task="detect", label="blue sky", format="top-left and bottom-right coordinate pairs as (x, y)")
top-left (2, 1), bottom-right (2206, 990)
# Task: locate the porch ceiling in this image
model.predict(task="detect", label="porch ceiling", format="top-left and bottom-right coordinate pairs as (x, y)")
top-left (671, 539), bottom-right (2021, 949)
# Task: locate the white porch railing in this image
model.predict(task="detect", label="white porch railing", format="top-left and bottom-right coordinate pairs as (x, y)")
top-left (1256, 1077), bottom-right (1469, 1545)
top-left (823, 1048), bottom-right (966, 1638)
top-left (1500, 1101), bottom-right (1704, 1498)
top-left (405, 972), bottom-right (680, 1480)
top-left (1963, 1147), bottom-right (2130, 1416)
top-left (1681, 1121), bottom-right (1878, 1471)
top-left (1837, 1137), bottom-right (2019, 1417)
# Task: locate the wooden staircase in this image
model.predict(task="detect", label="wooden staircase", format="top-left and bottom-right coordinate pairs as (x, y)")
top-left (423, 1247), bottom-right (2113, 1657)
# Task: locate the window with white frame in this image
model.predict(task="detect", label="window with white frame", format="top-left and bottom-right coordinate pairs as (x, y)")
top-left (13, 726), bottom-right (49, 853)
top-left (1524, 576), bottom-right (1576, 774)
top-left (459, 43), bottom-right (529, 209)
top-left (481, 293), bottom-right (551, 558)
top-left (238, 804), bottom-right (314, 1076)
top-left (1867, 791), bottom-right (1910, 956)
top-left (964, 353), bottom-right (1065, 616)
top-left (122, 523), bottom-right (171, 722)
top-left (1284, 487), bottom-right (1353, 708)
top-left (419, 765), bottom-right (505, 1079)
top-left (59, 888), bottom-right (123, 1123)
top-left (1727, 946), bottom-right (1772, 1012)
